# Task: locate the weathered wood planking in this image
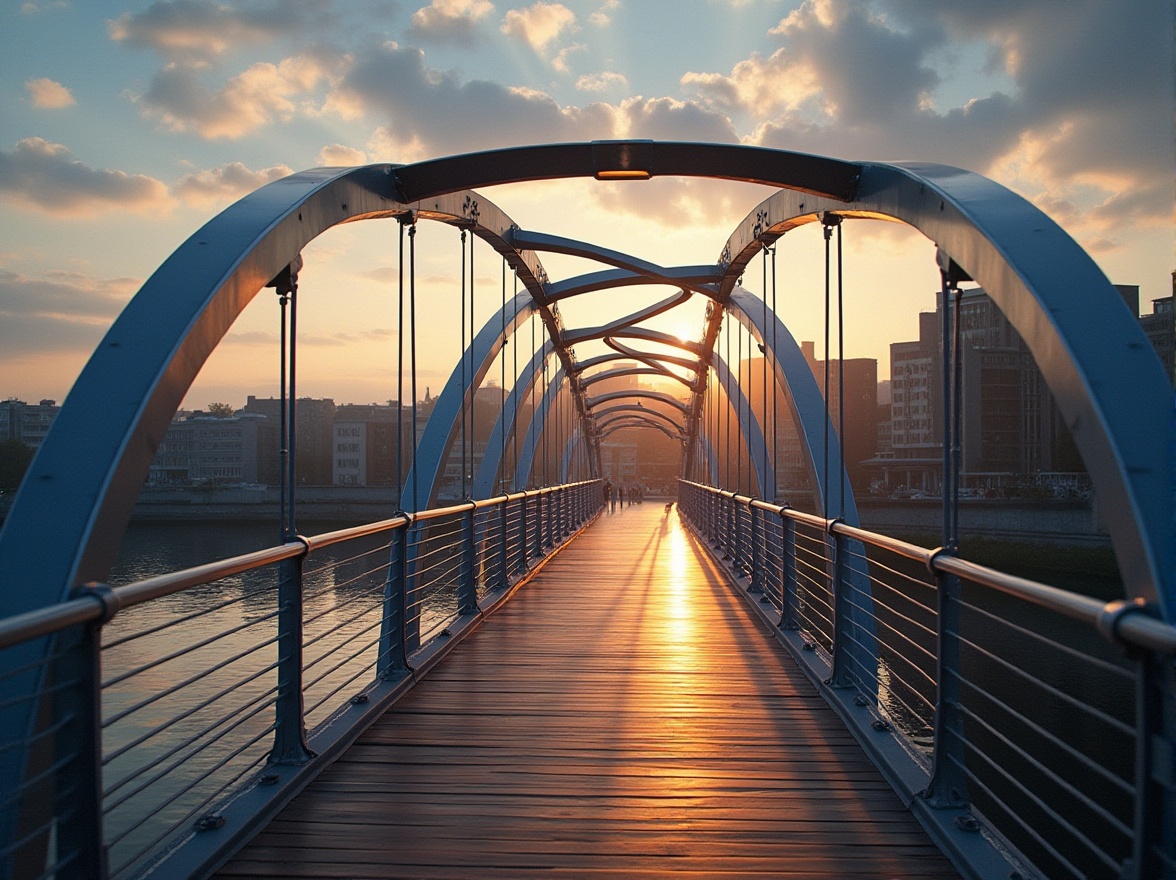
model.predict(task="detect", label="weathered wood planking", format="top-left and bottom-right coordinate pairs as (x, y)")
top-left (218, 504), bottom-right (959, 879)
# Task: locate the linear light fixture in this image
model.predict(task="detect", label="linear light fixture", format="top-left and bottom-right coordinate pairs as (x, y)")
top-left (592, 139), bottom-right (654, 181)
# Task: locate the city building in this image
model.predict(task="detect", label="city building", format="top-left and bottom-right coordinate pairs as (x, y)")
top-left (332, 403), bottom-right (402, 487)
top-left (0, 399), bottom-right (60, 451)
top-left (148, 412), bottom-right (273, 486)
top-left (241, 396), bottom-right (336, 485)
top-left (1139, 290), bottom-right (1174, 386)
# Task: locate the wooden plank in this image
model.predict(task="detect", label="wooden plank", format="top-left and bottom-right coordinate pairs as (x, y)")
top-left (218, 505), bottom-right (958, 879)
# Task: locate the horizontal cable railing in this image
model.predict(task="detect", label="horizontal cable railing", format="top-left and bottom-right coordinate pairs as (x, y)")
top-left (678, 479), bottom-right (1176, 880)
top-left (0, 480), bottom-right (601, 880)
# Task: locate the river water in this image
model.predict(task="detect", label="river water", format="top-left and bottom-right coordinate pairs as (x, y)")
top-left (102, 518), bottom-right (433, 878)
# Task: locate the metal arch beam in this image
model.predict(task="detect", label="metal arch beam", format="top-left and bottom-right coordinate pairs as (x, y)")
top-left (392, 140), bottom-right (861, 204)
top-left (561, 289), bottom-right (693, 346)
top-left (420, 319), bottom-right (553, 504)
top-left (724, 287), bottom-right (860, 520)
top-left (598, 416), bottom-right (685, 442)
top-left (709, 351), bottom-right (771, 501)
top-left (576, 345), bottom-right (700, 376)
top-left (718, 162), bottom-right (1174, 615)
top-left (598, 411), bottom-right (685, 434)
top-left (514, 367), bottom-right (569, 490)
top-left (581, 365), bottom-right (695, 391)
top-left (601, 327), bottom-right (704, 355)
top-left (592, 404), bottom-right (685, 433)
top-left (545, 265), bottom-right (722, 302)
top-left (0, 165), bottom-right (582, 610)
top-left (0, 165), bottom-right (588, 870)
top-left (586, 389), bottom-right (690, 416)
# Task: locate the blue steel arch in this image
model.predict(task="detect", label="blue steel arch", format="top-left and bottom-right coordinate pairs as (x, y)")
top-left (711, 163), bottom-right (1173, 616)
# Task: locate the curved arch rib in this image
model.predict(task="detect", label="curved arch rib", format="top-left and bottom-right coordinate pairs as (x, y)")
top-left (716, 162), bottom-right (1173, 614)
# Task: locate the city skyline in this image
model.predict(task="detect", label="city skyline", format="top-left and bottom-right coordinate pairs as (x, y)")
top-left (2, 1), bottom-right (1171, 410)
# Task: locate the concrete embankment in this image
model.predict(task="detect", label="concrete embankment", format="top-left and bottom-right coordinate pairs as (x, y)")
top-left (0, 487), bottom-right (1110, 548)
top-left (856, 498), bottom-right (1110, 547)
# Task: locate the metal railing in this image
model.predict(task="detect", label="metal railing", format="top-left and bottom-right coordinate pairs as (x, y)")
top-left (678, 480), bottom-right (1175, 880)
top-left (0, 480), bottom-right (602, 880)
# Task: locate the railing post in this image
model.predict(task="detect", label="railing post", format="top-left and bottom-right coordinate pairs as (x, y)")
top-left (1124, 642), bottom-right (1174, 879)
top-left (49, 586), bottom-right (113, 880)
top-left (522, 494), bottom-right (536, 571)
top-left (723, 495), bottom-right (734, 560)
top-left (748, 503), bottom-right (762, 593)
top-left (459, 503), bottom-right (478, 615)
top-left (779, 511), bottom-right (799, 630)
top-left (271, 545), bottom-right (314, 764)
top-left (828, 523), bottom-right (854, 689)
top-left (922, 548), bottom-right (969, 809)
top-left (498, 497), bottom-right (510, 589)
top-left (378, 522), bottom-right (409, 678)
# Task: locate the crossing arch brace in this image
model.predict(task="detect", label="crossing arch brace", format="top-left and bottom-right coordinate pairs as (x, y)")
top-left (1, 140), bottom-right (1170, 621)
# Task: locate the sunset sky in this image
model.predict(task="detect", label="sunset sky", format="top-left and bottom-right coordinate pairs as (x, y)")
top-left (2, 0), bottom-right (1171, 410)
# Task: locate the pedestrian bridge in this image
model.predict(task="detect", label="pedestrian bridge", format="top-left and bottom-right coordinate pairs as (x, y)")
top-left (0, 141), bottom-right (1172, 880)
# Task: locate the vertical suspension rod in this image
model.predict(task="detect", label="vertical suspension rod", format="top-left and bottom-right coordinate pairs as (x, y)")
top-left (409, 222), bottom-right (419, 512)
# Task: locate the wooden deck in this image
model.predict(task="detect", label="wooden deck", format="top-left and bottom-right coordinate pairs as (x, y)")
top-left (218, 503), bottom-right (959, 879)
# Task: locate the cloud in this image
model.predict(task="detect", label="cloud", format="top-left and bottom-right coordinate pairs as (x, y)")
top-left (135, 53), bottom-right (342, 139)
top-left (588, 0), bottom-right (619, 27)
top-left (175, 161), bottom-right (294, 207)
top-left (620, 96), bottom-right (738, 143)
top-left (500, 2), bottom-right (576, 55)
top-left (334, 42), bottom-right (616, 158)
top-left (0, 268), bottom-right (139, 355)
top-left (0, 138), bottom-right (171, 217)
top-left (25, 77), bottom-right (76, 109)
top-left (576, 71), bottom-right (627, 92)
top-left (407, 0), bottom-right (495, 46)
top-left (317, 143), bottom-right (367, 166)
top-left (20, 1), bottom-right (68, 13)
top-left (552, 43), bottom-right (586, 74)
top-left (107, 0), bottom-right (330, 63)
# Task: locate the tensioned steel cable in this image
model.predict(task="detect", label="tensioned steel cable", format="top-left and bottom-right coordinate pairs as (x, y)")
top-left (836, 221), bottom-right (845, 519)
top-left (771, 244), bottom-right (778, 501)
top-left (823, 220), bottom-right (833, 518)
top-left (500, 257), bottom-right (507, 493)
top-left (290, 275), bottom-right (299, 536)
top-left (409, 221), bottom-right (418, 512)
top-left (762, 246), bottom-right (768, 498)
top-left (737, 313), bottom-right (743, 494)
top-left (278, 283), bottom-right (289, 538)
top-left (460, 229), bottom-right (467, 499)
top-left (725, 313), bottom-right (731, 489)
top-left (468, 230), bottom-right (475, 496)
top-left (396, 220), bottom-right (405, 507)
top-left (512, 271), bottom-right (519, 488)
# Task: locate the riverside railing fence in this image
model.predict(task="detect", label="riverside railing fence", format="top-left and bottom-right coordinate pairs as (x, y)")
top-left (0, 480), bottom-right (601, 880)
top-left (678, 479), bottom-right (1175, 880)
